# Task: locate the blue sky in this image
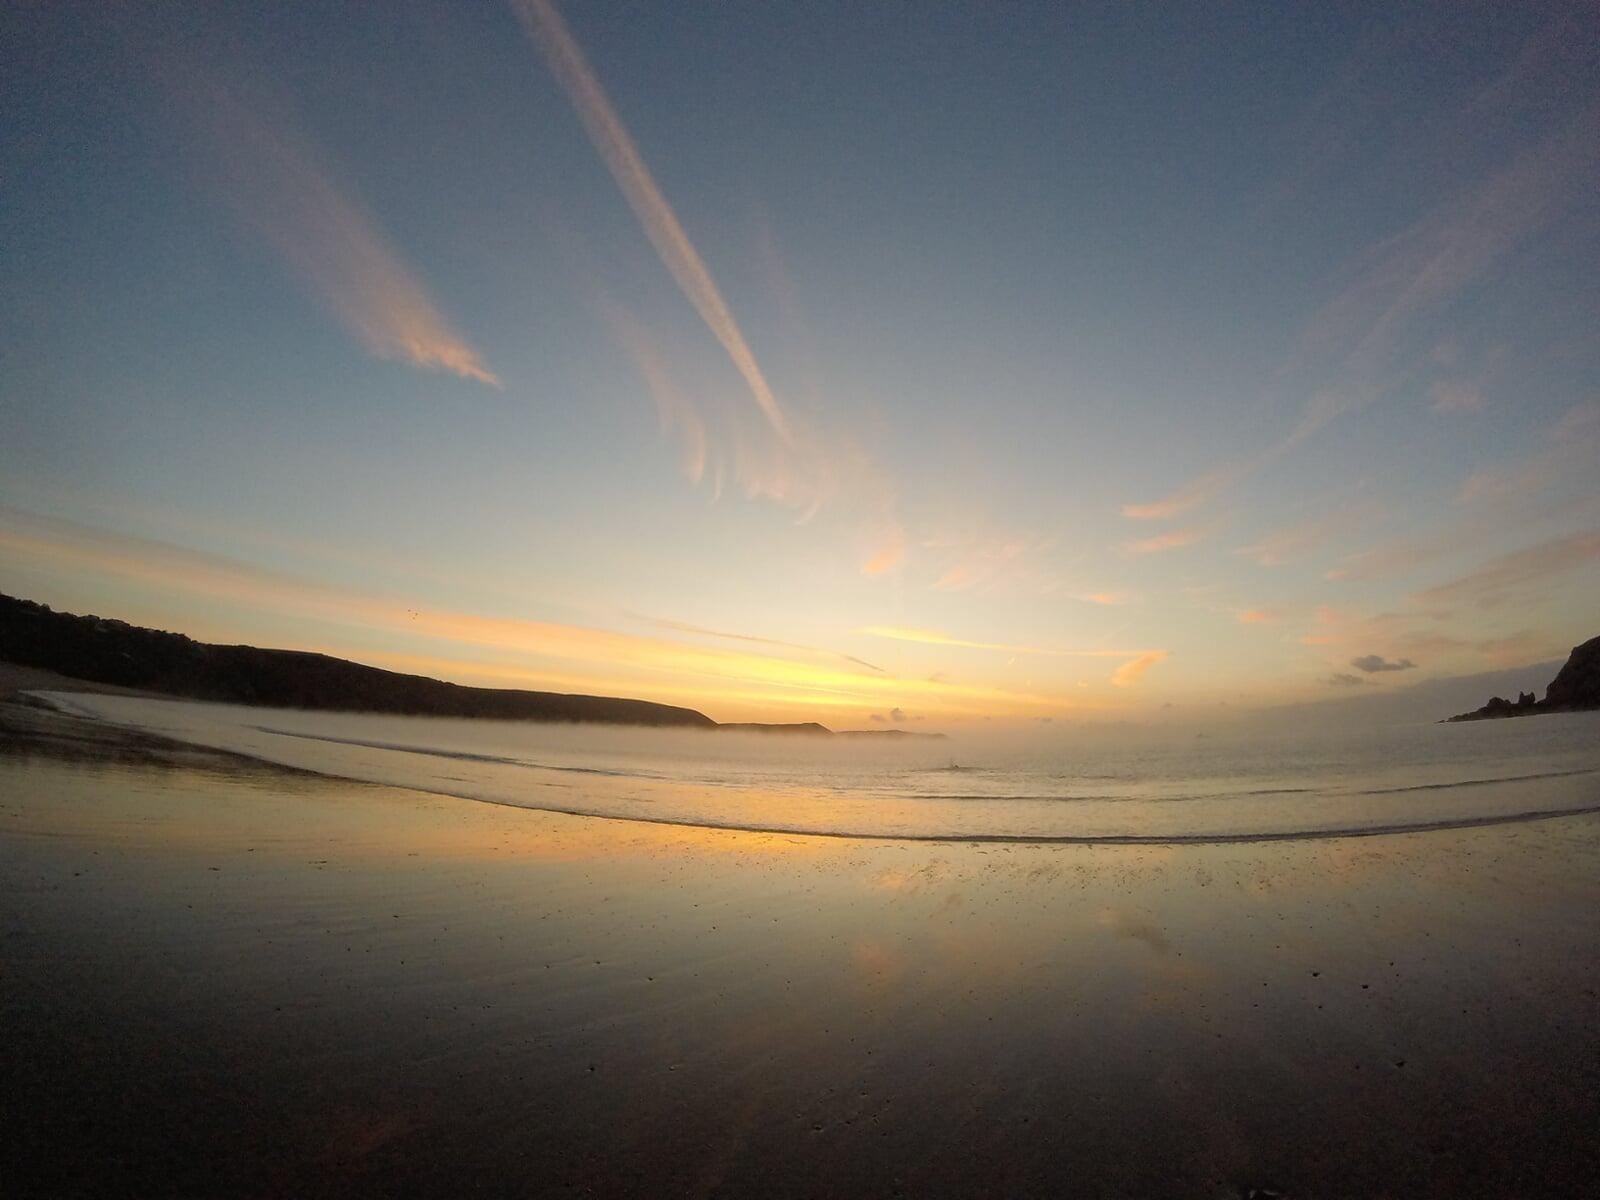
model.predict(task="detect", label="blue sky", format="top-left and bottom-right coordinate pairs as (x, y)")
top-left (3, 1), bottom-right (1597, 724)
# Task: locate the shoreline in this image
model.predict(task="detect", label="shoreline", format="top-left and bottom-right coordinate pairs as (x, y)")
top-left (4, 746), bottom-right (1599, 1195)
top-left (9, 688), bottom-right (1600, 848)
top-left (5, 677), bottom-right (1600, 1195)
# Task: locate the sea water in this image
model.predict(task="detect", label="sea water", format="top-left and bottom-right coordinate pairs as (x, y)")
top-left (33, 692), bottom-right (1600, 842)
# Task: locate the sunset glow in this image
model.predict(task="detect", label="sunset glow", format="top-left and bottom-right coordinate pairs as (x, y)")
top-left (3, 2), bottom-right (1596, 729)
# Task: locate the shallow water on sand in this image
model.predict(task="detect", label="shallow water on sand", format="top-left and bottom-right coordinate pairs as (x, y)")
top-left (34, 691), bottom-right (1600, 841)
top-left (3, 753), bottom-right (1599, 1197)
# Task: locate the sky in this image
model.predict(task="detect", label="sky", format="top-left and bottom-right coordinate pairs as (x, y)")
top-left (2, 0), bottom-right (1598, 727)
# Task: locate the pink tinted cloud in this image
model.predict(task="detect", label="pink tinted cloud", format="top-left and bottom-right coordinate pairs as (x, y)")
top-left (1123, 526), bottom-right (1208, 555)
top-left (1411, 529), bottom-right (1600, 609)
top-left (195, 87), bottom-right (499, 386)
top-left (1110, 651), bottom-right (1169, 688)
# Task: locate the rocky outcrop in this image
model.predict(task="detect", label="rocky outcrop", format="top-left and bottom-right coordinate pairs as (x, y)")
top-left (1444, 636), bottom-right (1600, 721)
top-left (1542, 635), bottom-right (1600, 711)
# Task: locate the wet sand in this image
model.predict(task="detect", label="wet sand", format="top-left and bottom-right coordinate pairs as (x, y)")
top-left (3, 701), bottom-right (1599, 1197)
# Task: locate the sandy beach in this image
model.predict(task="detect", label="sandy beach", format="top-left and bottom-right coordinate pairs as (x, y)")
top-left (3, 693), bottom-right (1599, 1198)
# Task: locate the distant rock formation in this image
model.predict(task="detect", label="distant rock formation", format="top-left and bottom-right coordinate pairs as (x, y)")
top-left (1444, 636), bottom-right (1600, 722)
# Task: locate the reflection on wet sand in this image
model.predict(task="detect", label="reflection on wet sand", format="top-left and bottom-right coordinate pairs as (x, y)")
top-left (4, 751), bottom-right (1599, 1196)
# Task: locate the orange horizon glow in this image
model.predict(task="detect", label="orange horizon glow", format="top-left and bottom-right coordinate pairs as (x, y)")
top-left (0, 510), bottom-right (1107, 724)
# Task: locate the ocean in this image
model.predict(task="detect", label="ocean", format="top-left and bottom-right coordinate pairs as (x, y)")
top-left (35, 691), bottom-right (1600, 842)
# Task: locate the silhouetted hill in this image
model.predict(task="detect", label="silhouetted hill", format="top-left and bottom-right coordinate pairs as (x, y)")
top-left (1444, 636), bottom-right (1600, 722)
top-left (0, 594), bottom-right (714, 728)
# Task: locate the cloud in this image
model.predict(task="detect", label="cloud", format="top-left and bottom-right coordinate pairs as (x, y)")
top-left (861, 531), bottom-right (905, 576)
top-left (1321, 99), bottom-right (1599, 378)
top-left (889, 707), bottom-right (906, 723)
top-left (1474, 631), bottom-right (1558, 668)
top-left (625, 612), bottom-right (885, 673)
top-left (1236, 609), bottom-right (1277, 624)
top-left (1428, 380), bottom-right (1485, 414)
top-left (1332, 429), bottom-right (1600, 586)
top-left (1123, 526), bottom-right (1208, 555)
top-left (1110, 651), bottom-right (1169, 688)
top-left (0, 507), bottom-right (1071, 720)
top-left (192, 84), bottom-right (499, 386)
top-left (1123, 95), bottom-right (1599, 521)
top-left (917, 532), bottom-right (1069, 596)
top-left (1326, 673), bottom-right (1367, 687)
top-left (595, 298), bottom-right (708, 483)
top-left (1456, 403), bottom-right (1599, 505)
top-left (1297, 607), bottom-right (1507, 675)
top-left (859, 626), bottom-right (1146, 658)
top-left (1120, 393), bottom-right (1362, 524)
top-left (513, 0), bottom-right (790, 441)
top-left (1072, 591), bottom-right (1135, 606)
top-left (554, 175), bottom-right (905, 576)
top-left (1411, 529), bottom-right (1600, 609)
top-left (1121, 463), bottom-right (1251, 521)
top-left (1235, 501), bottom-right (1380, 567)
top-left (870, 712), bottom-right (887, 723)
top-left (1349, 654), bottom-right (1417, 673)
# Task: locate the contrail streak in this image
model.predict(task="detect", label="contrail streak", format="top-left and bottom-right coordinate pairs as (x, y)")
top-left (512, 0), bottom-right (792, 441)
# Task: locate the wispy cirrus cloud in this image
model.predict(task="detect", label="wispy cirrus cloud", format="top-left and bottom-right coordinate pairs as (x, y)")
top-left (921, 532), bottom-right (1061, 595)
top-left (1474, 630), bottom-right (1560, 669)
top-left (1121, 390), bottom-right (1369, 522)
top-left (1411, 529), bottom-right (1600, 610)
top-left (858, 626), bottom-right (1147, 659)
top-left (1236, 501), bottom-right (1380, 567)
top-left (1121, 463), bottom-right (1253, 522)
top-left (1124, 85), bottom-right (1599, 523)
top-left (1073, 591), bottom-right (1136, 607)
top-left (625, 612), bottom-right (885, 674)
top-left (193, 83), bottom-right (499, 386)
top-left (517, 2), bottom-right (904, 574)
top-left (1456, 403), bottom-right (1599, 505)
top-left (593, 296), bottom-right (709, 484)
top-left (601, 293), bottom-right (898, 555)
top-left (1123, 526), bottom-right (1209, 555)
top-left (512, 0), bottom-right (789, 441)
top-left (1110, 651), bottom-right (1169, 688)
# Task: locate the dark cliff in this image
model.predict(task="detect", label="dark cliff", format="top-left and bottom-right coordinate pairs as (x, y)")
top-left (1444, 635), bottom-right (1600, 722)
